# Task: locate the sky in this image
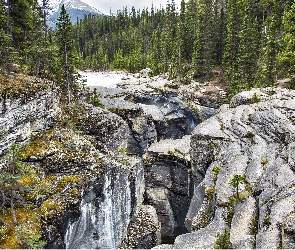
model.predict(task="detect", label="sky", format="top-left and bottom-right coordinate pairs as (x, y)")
top-left (82, 0), bottom-right (182, 15)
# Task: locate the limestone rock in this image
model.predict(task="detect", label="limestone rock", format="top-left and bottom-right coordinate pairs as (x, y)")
top-left (174, 208), bottom-right (227, 249)
top-left (282, 213), bottom-right (295, 249)
top-left (229, 87), bottom-right (295, 108)
top-left (75, 104), bottom-right (131, 153)
top-left (0, 88), bottom-right (59, 155)
top-left (65, 157), bottom-right (145, 249)
top-left (144, 136), bottom-right (192, 243)
top-left (120, 205), bottom-right (161, 249)
top-left (177, 88), bottom-right (295, 249)
top-left (230, 196), bottom-right (257, 248)
top-left (140, 68), bottom-right (152, 77)
top-left (152, 244), bottom-right (173, 249)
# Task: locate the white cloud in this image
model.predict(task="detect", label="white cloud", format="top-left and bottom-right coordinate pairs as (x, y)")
top-left (83, 0), bottom-right (182, 14)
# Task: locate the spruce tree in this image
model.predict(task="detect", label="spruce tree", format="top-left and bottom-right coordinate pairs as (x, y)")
top-left (235, 0), bottom-right (261, 89)
top-left (175, 0), bottom-right (186, 81)
top-left (260, 0), bottom-right (284, 86)
top-left (223, 0), bottom-right (261, 94)
top-left (163, 0), bottom-right (178, 78)
top-left (0, 0), bottom-right (11, 75)
top-left (192, 0), bottom-right (215, 79)
top-left (183, 0), bottom-right (197, 65)
top-left (223, 0), bottom-right (240, 78)
top-left (7, 0), bottom-right (40, 50)
top-left (55, 4), bottom-right (77, 104)
top-left (277, 1), bottom-right (295, 87)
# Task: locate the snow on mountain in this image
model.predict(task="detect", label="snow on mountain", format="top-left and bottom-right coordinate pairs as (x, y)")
top-left (43, 0), bottom-right (102, 14)
top-left (57, 0), bottom-right (103, 14)
top-left (41, 0), bottom-right (103, 27)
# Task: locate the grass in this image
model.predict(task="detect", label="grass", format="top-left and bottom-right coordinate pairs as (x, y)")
top-left (0, 74), bottom-right (50, 99)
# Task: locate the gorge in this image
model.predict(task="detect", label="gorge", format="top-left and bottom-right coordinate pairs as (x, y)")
top-left (0, 71), bottom-right (294, 249)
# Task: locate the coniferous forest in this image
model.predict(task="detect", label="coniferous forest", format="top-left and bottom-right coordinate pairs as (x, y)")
top-left (0, 0), bottom-right (295, 96)
top-left (72, 0), bottom-right (295, 94)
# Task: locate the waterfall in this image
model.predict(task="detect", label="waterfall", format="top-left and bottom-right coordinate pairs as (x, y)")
top-left (65, 164), bottom-right (132, 249)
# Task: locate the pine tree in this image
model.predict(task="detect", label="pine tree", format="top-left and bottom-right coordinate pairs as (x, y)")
top-left (55, 4), bottom-right (77, 104)
top-left (175, 0), bottom-right (186, 81)
top-left (7, 0), bottom-right (40, 49)
top-left (0, 0), bottom-right (11, 75)
top-left (0, 143), bottom-right (40, 226)
top-left (223, 0), bottom-right (262, 94)
top-left (277, 1), bottom-right (295, 87)
top-left (223, 0), bottom-right (240, 76)
top-left (235, 0), bottom-right (261, 89)
top-left (192, 0), bottom-right (215, 79)
top-left (0, 143), bottom-right (45, 249)
top-left (260, 0), bottom-right (284, 86)
top-left (212, 0), bottom-right (226, 66)
top-left (147, 28), bottom-right (164, 75)
top-left (183, 0), bottom-right (197, 66)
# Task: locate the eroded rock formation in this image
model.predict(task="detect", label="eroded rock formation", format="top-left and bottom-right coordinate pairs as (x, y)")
top-left (174, 88), bottom-right (295, 249)
top-left (1, 74), bottom-right (294, 249)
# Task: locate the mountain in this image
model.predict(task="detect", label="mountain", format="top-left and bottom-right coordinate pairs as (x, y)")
top-left (45, 0), bottom-right (103, 27)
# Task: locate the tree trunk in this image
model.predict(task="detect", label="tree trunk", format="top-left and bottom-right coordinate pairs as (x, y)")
top-left (178, 42), bottom-right (181, 82)
top-left (35, 56), bottom-right (41, 77)
top-left (10, 192), bottom-right (17, 224)
top-left (65, 47), bottom-right (70, 105)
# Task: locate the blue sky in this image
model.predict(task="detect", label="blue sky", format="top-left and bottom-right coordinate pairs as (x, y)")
top-left (83, 0), bottom-right (182, 14)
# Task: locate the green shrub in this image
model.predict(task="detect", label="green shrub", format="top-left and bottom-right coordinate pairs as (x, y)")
top-left (0, 130), bottom-right (7, 136)
top-left (261, 157), bottom-right (268, 165)
top-left (263, 216), bottom-right (271, 226)
top-left (245, 184), bottom-right (252, 195)
top-left (249, 93), bottom-right (261, 104)
top-left (243, 131), bottom-right (255, 139)
top-left (250, 216), bottom-right (258, 235)
top-left (118, 146), bottom-right (127, 155)
top-left (205, 187), bottom-right (215, 202)
top-left (215, 229), bottom-right (232, 249)
top-left (229, 174), bottom-right (246, 198)
top-left (212, 165), bottom-right (221, 176)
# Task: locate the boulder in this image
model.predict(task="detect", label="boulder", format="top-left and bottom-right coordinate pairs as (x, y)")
top-left (120, 205), bottom-right (161, 249)
top-left (75, 104), bottom-right (131, 153)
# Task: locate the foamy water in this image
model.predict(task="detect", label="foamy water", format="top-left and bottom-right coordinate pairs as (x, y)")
top-left (80, 71), bottom-right (126, 88)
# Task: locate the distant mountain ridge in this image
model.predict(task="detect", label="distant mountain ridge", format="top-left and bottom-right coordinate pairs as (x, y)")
top-left (44, 0), bottom-right (103, 27)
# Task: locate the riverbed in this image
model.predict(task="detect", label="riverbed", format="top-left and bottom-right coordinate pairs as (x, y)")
top-left (79, 71), bottom-right (127, 88)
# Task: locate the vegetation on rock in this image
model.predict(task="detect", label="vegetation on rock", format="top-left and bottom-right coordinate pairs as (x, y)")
top-left (229, 174), bottom-right (246, 199)
top-left (0, 143), bottom-right (45, 248)
top-left (215, 228), bottom-right (232, 249)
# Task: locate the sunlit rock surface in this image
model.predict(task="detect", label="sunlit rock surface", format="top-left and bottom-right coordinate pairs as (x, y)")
top-left (174, 88), bottom-right (295, 249)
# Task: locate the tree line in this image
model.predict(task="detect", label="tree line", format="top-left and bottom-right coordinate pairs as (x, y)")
top-left (73, 0), bottom-right (295, 94)
top-left (0, 0), bottom-right (294, 97)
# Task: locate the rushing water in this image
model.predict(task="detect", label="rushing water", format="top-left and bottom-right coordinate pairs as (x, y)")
top-left (79, 71), bottom-right (127, 88)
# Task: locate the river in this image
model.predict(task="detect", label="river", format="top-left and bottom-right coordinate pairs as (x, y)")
top-left (79, 71), bottom-right (127, 88)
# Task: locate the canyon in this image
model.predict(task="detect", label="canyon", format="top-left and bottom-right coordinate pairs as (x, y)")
top-left (0, 71), bottom-right (294, 248)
